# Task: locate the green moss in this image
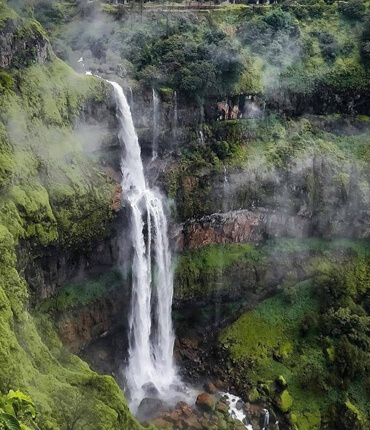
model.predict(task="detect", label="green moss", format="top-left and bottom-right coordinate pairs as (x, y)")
top-left (326, 346), bottom-right (335, 363)
top-left (0, 71), bottom-right (15, 92)
top-left (293, 410), bottom-right (321, 430)
top-left (218, 244), bottom-right (370, 428)
top-left (38, 270), bottom-right (123, 312)
top-left (248, 388), bottom-right (260, 402)
top-left (10, 182), bottom-right (58, 245)
top-left (175, 243), bottom-right (263, 299)
top-left (279, 390), bottom-right (293, 412)
top-left (176, 238), bottom-right (370, 301)
top-left (0, 0), bottom-right (18, 26)
top-left (345, 399), bottom-right (361, 417)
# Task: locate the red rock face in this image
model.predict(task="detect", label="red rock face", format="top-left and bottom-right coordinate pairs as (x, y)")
top-left (179, 210), bottom-right (264, 250)
top-left (55, 290), bottom-right (123, 353)
top-left (196, 392), bottom-right (214, 411)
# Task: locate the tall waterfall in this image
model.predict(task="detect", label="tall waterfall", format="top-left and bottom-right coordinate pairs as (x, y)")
top-left (152, 89), bottom-right (160, 160)
top-left (109, 81), bottom-right (177, 410)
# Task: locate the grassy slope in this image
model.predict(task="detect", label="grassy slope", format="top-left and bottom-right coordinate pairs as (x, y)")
top-left (218, 239), bottom-right (370, 430)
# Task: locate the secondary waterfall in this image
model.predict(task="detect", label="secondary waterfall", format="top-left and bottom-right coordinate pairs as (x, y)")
top-left (173, 90), bottom-right (178, 148)
top-left (152, 88), bottom-right (160, 160)
top-left (109, 81), bottom-right (177, 410)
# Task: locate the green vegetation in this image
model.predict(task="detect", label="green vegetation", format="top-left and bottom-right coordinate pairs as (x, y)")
top-left (175, 242), bottom-right (264, 299)
top-left (0, 59), bottom-right (115, 247)
top-left (38, 270), bottom-right (123, 312)
top-left (175, 238), bottom-right (370, 300)
top-left (1, 2), bottom-right (370, 430)
top-left (0, 390), bottom-right (38, 430)
top-left (0, 3), bottom-right (143, 429)
top-left (219, 251), bottom-right (370, 429)
top-left (21, 0), bottom-right (368, 116)
top-left (166, 115), bottom-right (370, 220)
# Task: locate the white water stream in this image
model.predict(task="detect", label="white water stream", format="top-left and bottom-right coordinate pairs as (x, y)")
top-left (110, 81), bottom-right (179, 411)
top-left (152, 88), bottom-right (160, 160)
top-left (221, 392), bottom-right (253, 429)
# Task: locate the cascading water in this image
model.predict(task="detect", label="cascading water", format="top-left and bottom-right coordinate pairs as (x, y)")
top-left (173, 90), bottom-right (178, 148)
top-left (199, 130), bottom-right (205, 146)
top-left (129, 86), bottom-right (134, 108)
top-left (109, 81), bottom-right (179, 411)
top-left (152, 88), bottom-right (160, 160)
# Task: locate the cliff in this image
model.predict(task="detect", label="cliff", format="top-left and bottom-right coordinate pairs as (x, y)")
top-left (0, 2), bottom-right (143, 428)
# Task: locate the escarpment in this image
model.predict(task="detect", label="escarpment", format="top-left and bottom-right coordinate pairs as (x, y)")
top-left (1, 1), bottom-right (370, 429)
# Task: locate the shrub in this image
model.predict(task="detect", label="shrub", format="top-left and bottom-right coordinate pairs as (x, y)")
top-left (263, 8), bottom-right (298, 34)
top-left (338, 0), bottom-right (366, 19)
top-left (0, 71), bottom-right (14, 92)
top-left (335, 337), bottom-right (369, 379)
top-left (318, 32), bottom-right (340, 62)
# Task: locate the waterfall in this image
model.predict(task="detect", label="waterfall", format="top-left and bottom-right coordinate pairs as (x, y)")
top-left (199, 130), bottom-right (205, 146)
top-left (129, 87), bottom-right (134, 107)
top-left (173, 90), bottom-right (178, 148)
top-left (223, 164), bottom-right (228, 186)
top-left (152, 89), bottom-right (160, 160)
top-left (262, 409), bottom-right (270, 430)
top-left (109, 81), bottom-right (178, 410)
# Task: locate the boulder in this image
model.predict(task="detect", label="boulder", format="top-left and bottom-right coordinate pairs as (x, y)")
top-left (176, 401), bottom-right (193, 417)
top-left (204, 381), bottom-right (218, 394)
top-left (236, 399), bottom-right (244, 410)
top-left (216, 401), bottom-right (229, 413)
top-left (196, 392), bottom-right (214, 412)
top-left (142, 382), bottom-right (160, 397)
top-left (182, 414), bottom-right (203, 430)
top-left (136, 398), bottom-right (164, 421)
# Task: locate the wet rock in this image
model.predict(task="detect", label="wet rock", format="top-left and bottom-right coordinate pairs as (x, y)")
top-left (142, 382), bottom-right (160, 397)
top-left (216, 401), bottom-right (229, 413)
top-left (136, 398), bottom-right (164, 421)
top-left (196, 392), bottom-right (214, 412)
top-left (168, 409), bottom-right (181, 422)
top-left (236, 399), bottom-right (244, 410)
top-left (204, 381), bottom-right (218, 394)
top-left (176, 401), bottom-right (193, 417)
top-left (245, 402), bottom-right (263, 417)
top-left (214, 379), bottom-right (228, 390)
top-left (151, 417), bottom-right (172, 429)
top-left (182, 414), bottom-right (203, 429)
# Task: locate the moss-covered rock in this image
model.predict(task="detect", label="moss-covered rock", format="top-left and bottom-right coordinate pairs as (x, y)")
top-left (277, 390), bottom-right (293, 413)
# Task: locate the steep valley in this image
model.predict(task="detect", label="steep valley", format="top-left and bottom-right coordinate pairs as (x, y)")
top-left (0, 1), bottom-right (370, 430)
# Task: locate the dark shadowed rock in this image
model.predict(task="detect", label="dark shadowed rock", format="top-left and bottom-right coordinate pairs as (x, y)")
top-left (136, 398), bottom-right (164, 422)
top-left (236, 399), bottom-right (244, 410)
top-left (204, 381), bottom-right (218, 394)
top-left (142, 382), bottom-right (160, 397)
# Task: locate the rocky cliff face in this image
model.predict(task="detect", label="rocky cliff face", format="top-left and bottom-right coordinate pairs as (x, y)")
top-left (0, 14), bottom-right (49, 68)
top-left (167, 151), bottom-right (369, 242)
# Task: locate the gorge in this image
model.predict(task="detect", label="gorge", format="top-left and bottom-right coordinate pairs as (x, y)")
top-left (0, 1), bottom-right (370, 430)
